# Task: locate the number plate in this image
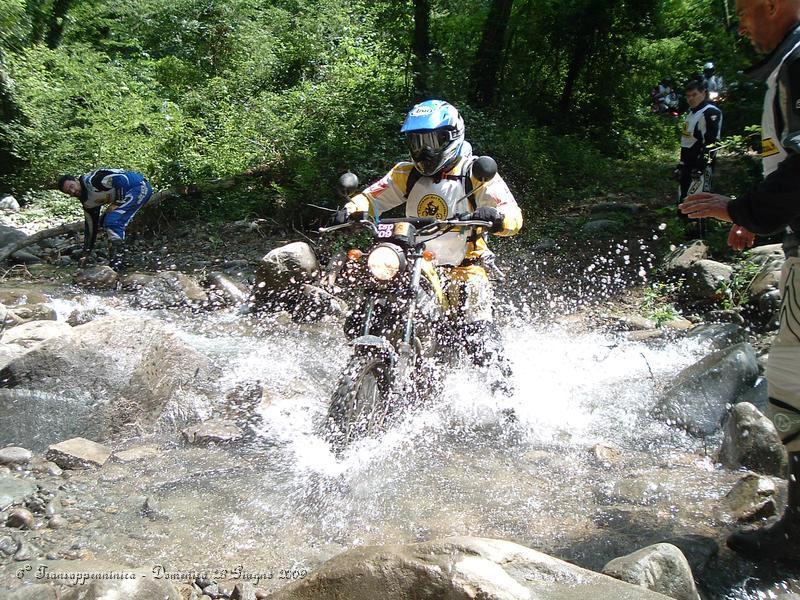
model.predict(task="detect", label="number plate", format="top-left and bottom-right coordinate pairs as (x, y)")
top-left (377, 224), bottom-right (394, 238)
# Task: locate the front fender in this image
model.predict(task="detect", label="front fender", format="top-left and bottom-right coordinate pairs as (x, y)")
top-left (351, 335), bottom-right (397, 361)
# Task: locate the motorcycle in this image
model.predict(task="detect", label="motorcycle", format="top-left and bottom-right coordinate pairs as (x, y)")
top-left (319, 159), bottom-right (498, 452)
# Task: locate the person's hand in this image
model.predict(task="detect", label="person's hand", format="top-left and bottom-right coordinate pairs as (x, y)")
top-left (678, 192), bottom-right (733, 222)
top-left (470, 206), bottom-right (505, 232)
top-left (728, 224), bottom-right (756, 251)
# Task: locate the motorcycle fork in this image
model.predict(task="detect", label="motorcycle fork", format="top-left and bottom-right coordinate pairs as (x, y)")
top-left (393, 255), bottom-right (423, 395)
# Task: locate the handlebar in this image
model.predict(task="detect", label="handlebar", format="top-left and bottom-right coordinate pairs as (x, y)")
top-left (318, 216), bottom-right (493, 235)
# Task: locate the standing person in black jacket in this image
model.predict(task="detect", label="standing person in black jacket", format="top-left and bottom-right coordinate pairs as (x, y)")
top-left (680, 0), bottom-right (800, 562)
top-left (676, 78), bottom-right (723, 238)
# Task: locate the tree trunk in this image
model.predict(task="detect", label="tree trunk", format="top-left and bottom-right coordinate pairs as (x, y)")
top-left (557, 45), bottom-right (590, 113)
top-left (470, 0), bottom-right (514, 107)
top-left (412, 0), bottom-right (431, 100)
top-left (46, 0), bottom-right (73, 49)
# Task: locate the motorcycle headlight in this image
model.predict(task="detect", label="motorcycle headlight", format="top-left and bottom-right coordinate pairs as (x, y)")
top-left (367, 245), bottom-right (405, 281)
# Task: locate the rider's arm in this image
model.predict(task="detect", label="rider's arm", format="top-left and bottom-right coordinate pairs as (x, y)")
top-left (474, 174), bottom-right (523, 237)
top-left (82, 205), bottom-right (101, 251)
top-left (728, 53), bottom-right (800, 234)
top-left (343, 163), bottom-right (410, 217)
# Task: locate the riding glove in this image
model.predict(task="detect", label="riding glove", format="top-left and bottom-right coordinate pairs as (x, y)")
top-left (470, 207), bottom-right (505, 233)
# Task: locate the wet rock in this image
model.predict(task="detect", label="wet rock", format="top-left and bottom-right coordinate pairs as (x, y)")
top-left (252, 242), bottom-right (320, 311)
top-left (125, 271), bottom-right (209, 308)
top-left (591, 443), bottom-right (622, 466)
top-left (0, 475), bottom-right (36, 510)
top-left (61, 578), bottom-right (182, 599)
top-left (749, 268), bottom-right (781, 297)
top-left (0, 534), bottom-right (17, 555)
top-left (602, 543), bottom-right (700, 600)
top-left (7, 584), bottom-right (58, 599)
top-left (659, 535), bottom-right (718, 576)
top-left (66, 307), bottom-right (109, 327)
top-left (0, 446), bottom-right (32, 466)
top-left (719, 402), bottom-right (787, 477)
top-left (232, 582), bottom-right (257, 600)
top-left (662, 317), bottom-right (693, 331)
top-left (655, 343), bottom-right (759, 435)
top-left (721, 473), bottom-right (778, 523)
top-left (0, 288), bottom-right (48, 306)
top-left (46, 437), bottom-right (111, 469)
top-left (683, 323), bottom-right (747, 350)
top-left (112, 445), bottom-right (160, 463)
top-left (756, 289), bottom-right (782, 330)
top-left (0, 223), bottom-right (27, 247)
top-left (581, 219), bottom-right (624, 236)
top-left (182, 420), bottom-right (243, 445)
top-left (267, 537), bottom-right (669, 600)
top-left (48, 515), bottom-right (66, 529)
top-left (74, 266), bottom-right (119, 289)
top-left (157, 271), bottom-right (209, 305)
top-left (1, 320), bottom-right (71, 348)
top-left (119, 272), bottom-right (155, 290)
top-left (606, 315), bottom-right (656, 331)
top-left (6, 507), bottom-right (34, 529)
top-left (6, 303), bottom-right (57, 325)
top-left (736, 378), bottom-right (769, 414)
top-left (627, 329), bottom-right (666, 343)
top-left (0, 316), bottom-right (218, 449)
top-left (681, 260), bottom-right (732, 301)
top-left (205, 272), bottom-right (250, 306)
top-left (0, 195), bottom-right (20, 212)
top-left (663, 240), bottom-right (708, 273)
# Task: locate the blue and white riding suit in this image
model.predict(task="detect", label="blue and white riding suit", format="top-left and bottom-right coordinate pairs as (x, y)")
top-left (78, 169), bottom-right (153, 250)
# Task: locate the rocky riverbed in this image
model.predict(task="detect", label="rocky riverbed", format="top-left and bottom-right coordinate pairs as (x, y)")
top-left (0, 203), bottom-right (797, 599)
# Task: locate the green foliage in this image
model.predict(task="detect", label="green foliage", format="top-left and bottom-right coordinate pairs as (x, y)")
top-left (0, 0), bottom-right (768, 229)
top-left (640, 280), bottom-right (682, 326)
top-left (716, 258), bottom-right (764, 310)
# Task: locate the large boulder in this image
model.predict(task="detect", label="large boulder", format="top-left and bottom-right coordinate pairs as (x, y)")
top-left (1, 320), bottom-right (71, 349)
top-left (0, 288), bottom-right (48, 306)
top-left (662, 241), bottom-right (708, 273)
top-left (268, 537), bottom-right (671, 600)
top-left (683, 323), bottom-right (747, 350)
top-left (720, 473), bottom-right (778, 523)
top-left (122, 271), bottom-right (209, 309)
top-left (5, 303), bottom-right (57, 326)
top-left (253, 242), bottom-right (320, 307)
top-left (74, 266), bottom-right (118, 289)
top-left (60, 578), bottom-right (181, 600)
top-left (681, 260), bottom-right (732, 301)
top-left (205, 272), bottom-right (250, 307)
top-left (45, 437), bottom-right (111, 469)
top-left (654, 343), bottom-right (759, 435)
top-left (0, 316), bottom-right (218, 448)
top-left (719, 402), bottom-right (787, 476)
top-left (602, 543), bottom-right (700, 600)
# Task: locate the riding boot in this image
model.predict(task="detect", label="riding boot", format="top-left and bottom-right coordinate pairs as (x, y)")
top-left (462, 321), bottom-right (515, 396)
top-left (727, 451), bottom-right (800, 561)
top-left (108, 239), bottom-right (126, 272)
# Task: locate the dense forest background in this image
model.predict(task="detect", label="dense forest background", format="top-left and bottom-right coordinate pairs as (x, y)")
top-left (0, 0), bottom-right (762, 225)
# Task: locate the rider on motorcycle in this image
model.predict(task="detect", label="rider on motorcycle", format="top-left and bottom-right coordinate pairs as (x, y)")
top-left (332, 99), bottom-right (523, 393)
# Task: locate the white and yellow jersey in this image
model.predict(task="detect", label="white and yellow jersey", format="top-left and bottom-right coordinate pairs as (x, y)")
top-left (346, 154), bottom-right (522, 266)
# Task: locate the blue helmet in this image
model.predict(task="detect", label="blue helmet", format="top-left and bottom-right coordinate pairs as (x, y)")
top-left (400, 100), bottom-right (465, 177)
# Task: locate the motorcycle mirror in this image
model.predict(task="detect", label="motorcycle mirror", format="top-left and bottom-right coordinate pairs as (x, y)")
top-left (471, 156), bottom-right (497, 183)
top-left (338, 171), bottom-right (359, 196)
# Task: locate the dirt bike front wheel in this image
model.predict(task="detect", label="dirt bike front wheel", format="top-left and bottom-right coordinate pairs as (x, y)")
top-left (325, 353), bottom-right (392, 452)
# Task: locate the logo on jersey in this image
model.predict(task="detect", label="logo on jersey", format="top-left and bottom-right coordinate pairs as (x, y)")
top-left (761, 138), bottom-right (780, 157)
top-left (417, 195), bottom-right (448, 219)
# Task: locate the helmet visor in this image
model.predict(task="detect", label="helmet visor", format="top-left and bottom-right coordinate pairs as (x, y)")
top-left (405, 130), bottom-right (456, 175)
